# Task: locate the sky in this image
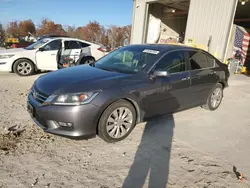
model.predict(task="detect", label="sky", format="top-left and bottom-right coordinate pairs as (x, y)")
top-left (0, 0), bottom-right (133, 28)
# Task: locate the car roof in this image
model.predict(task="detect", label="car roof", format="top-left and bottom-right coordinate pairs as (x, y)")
top-left (131, 43), bottom-right (204, 52)
top-left (48, 37), bottom-right (99, 46)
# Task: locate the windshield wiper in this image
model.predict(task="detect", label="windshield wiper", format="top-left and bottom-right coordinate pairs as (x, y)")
top-left (97, 66), bottom-right (115, 72)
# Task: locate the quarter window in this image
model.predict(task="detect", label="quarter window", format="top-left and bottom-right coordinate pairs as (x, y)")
top-left (206, 55), bottom-right (215, 68)
top-left (189, 51), bottom-right (215, 70)
top-left (155, 51), bottom-right (186, 74)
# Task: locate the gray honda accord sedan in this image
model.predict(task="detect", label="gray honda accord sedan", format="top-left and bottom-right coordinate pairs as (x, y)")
top-left (27, 44), bottom-right (229, 142)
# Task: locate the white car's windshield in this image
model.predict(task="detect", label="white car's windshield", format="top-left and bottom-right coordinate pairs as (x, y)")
top-left (95, 46), bottom-right (161, 74)
top-left (25, 38), bottom-right (51, 50)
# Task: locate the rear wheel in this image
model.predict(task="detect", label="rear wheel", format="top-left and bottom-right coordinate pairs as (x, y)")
top-left (80, 56), bottom-right (95, 65)
top-left (202, 83), bottom-right (223, 111)
top-left (13, 59), bottom-right (35, 76)
top-left (98, 100), bottom-right (136, 143)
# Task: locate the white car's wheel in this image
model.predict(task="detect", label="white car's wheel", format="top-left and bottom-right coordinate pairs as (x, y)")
top-left (13, 59), bottom-right (35, 76)
top-left (80, 57), bottom-right (95, 65)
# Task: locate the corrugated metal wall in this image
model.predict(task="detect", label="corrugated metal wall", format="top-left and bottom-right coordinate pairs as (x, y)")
top-left (131, 0), bottom-right (157, 44)
top-left (131, 0), bottom-right (237, 61)
top-left (131, 0), bottom-right (147, 44)
top-left (185, 0), bottom-right (237, 61)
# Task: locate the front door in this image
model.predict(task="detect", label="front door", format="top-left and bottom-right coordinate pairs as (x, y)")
top-left (144, 50), bottom-right (191, 117)
top-left (36, 39), bottom-right (62, 71)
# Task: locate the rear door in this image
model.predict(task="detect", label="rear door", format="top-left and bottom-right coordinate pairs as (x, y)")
top-left (145, 50), bottom-right (191, 117)
top-left (79, 41), bottom-right (91, 56)
top-left (188, 50), bottom-right (218, 106)
top-left (62, 40), bottom-right (82, 63)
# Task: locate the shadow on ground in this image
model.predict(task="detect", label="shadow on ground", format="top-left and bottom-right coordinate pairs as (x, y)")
top-left (123, 114), bottom-right (175, 188)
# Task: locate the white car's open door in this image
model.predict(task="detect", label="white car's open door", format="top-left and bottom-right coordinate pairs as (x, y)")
top-left (61, 40), bottom-right (82, 64)
top-left (36, 39), bottom-right (62, 70)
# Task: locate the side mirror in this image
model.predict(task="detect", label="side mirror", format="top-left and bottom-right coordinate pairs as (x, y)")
top-left (153, 70), bottom-right (169, 77)
top-left (38, 47), bottom-right (44, 52)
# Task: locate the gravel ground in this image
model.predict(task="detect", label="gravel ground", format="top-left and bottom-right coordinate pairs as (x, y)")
top-left (0, 72), bottom-right (249, 188)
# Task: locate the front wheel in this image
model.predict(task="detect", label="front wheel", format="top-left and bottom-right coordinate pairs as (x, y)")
top-left (202, 83), bottom-right (223, 111)
top-left (98, 100), bottom-right (136, 143)
top-left (13, 59), bottom-right (35, 76)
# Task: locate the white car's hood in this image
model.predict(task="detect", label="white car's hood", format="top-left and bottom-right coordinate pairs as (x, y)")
top-left (0, 48), bottom-right (26, 54)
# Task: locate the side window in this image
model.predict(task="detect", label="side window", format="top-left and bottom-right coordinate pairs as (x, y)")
top-left (189, 51), bottom-right (213, 70)
top-left (64, 41), bottom-right (81, 50)
top-left (80, 42), bottom-right (90, 48)
top-left (155, 51), bottom-right (186, 74)
top-left (206, 55), bottom-right (215, 68)
top-left (43, 40), bottom-right (61, 51)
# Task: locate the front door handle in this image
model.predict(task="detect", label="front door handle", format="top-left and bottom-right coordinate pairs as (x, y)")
top-left (181, 76), bottom-right (190, 81)
top-left (51, 54), bottom-right (56, 56)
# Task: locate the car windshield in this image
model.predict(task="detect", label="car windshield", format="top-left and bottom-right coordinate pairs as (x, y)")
top-left (25, 38), bottom-right (51, 50)
top-left (95, 46), bottom-right (161, 74)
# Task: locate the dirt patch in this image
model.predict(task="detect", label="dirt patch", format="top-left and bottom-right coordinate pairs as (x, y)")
top-left (0, 73), bottom-right (250, 188)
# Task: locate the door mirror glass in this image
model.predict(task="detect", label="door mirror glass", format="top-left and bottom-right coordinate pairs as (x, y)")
top-left (153, 70), bottom-right (168, 77)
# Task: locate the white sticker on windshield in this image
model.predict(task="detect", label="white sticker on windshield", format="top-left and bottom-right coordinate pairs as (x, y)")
top-left (143, 49), bottom-right (160, 55)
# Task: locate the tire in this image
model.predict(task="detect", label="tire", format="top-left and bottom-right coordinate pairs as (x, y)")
top-left (202, 83), bottom-right (223, 111)
top-left (13, 59), bottom-right (35, 76)
top-left (98, 100), bottom-right (136, 143)
top-left (80, 56), bottom-right (95, 65)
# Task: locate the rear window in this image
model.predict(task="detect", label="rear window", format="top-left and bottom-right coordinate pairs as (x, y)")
top-left (80, 42), bottom-right (90, 48)
top-left (64, 41), bottom-right (81, 49)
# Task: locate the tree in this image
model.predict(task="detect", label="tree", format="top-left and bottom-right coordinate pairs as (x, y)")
top-left (74, 26), bottom-right (85, 39)
top-left (0, 23), bottom-right (5, 44)
top-left (65, 25), bottom-right (76, 38)
top-left (6, 21), bottom-right (19, 37)
top-left (82, 21), bottom-right (103, 43)
top-left (107, 25), bottom-right (118, 49)
top-left (18, 20), bottom-right (36, 36)
top-left (107, 25), bottom-right (127, 48)
top-left (122, 25), bottom-right (132, 43)
top-left (37, 18), bottom-right (66, 36)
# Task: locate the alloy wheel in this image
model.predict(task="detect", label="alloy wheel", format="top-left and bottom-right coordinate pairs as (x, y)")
top-left (106, 107), bottom-right (133, 139)
top-left (17, 62), bottom-right (32, 75)
top-left (85, 59), bottom-right (94, 64)
top-left (210, 88), bottom-right (222, 108)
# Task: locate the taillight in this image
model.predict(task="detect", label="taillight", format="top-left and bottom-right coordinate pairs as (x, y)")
top-left (98, 47), bottom-right (106, 52)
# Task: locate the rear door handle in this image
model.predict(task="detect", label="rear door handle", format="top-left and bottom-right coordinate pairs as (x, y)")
top-left (209, 70), bottom-right (216, 74)
top-left (181, 76), bottom-right (190, 80)
top-left (51, 54), bottom-right (56, 56)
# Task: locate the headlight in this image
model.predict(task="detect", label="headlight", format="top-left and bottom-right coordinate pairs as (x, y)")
top-left (45, 92), bottom-right (99, 105)
top-left (0, 54), bottom-right (14, 59)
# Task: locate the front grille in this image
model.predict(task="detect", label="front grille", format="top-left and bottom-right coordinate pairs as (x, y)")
top-left (32, 88), bottom-right (49, 103)
top-left (34, 110), bottom-right (47, 128)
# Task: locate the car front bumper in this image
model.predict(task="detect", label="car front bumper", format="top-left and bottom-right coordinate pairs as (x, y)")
top-left (27, 93), bottom-right (100, 138)
top-left (0, 58), bottom-right (13, 72)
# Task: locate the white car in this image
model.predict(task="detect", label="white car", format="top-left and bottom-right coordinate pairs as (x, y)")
top-left (0, 37), bottom-right (106, 76)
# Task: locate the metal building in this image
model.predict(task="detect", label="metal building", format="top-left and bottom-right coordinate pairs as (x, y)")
top-left (131, 0), bottom-right (250, 62)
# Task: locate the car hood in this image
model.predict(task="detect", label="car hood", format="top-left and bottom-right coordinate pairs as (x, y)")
top-left (0, 48), bottom-right (25, 54)
top-left (35, 65), bottom-right (136, 95)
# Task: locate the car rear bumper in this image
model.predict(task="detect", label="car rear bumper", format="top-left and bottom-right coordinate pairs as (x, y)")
top-left (27, 93), bottom-right (100, 139)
